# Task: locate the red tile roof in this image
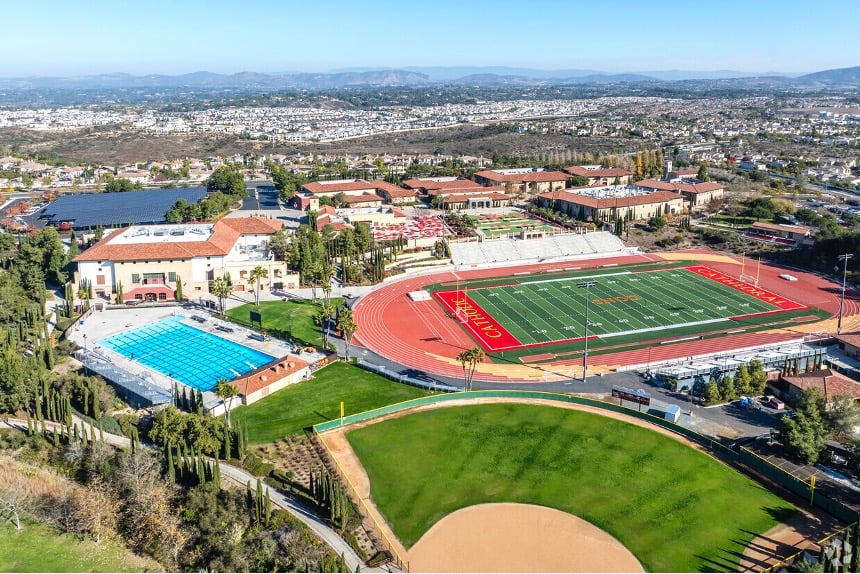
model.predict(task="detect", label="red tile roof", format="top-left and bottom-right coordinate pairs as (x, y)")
top-left (240, 357), bottom-right (310, 396)
top-left (302, 180), bottom-right (376, 194)
top-left (751, 221), bottom-right (811, 235)
top-left (342, 193), bottom-right (383, 205)
top-left (429, 185), bottom-right (506, 197)
top-left (837, 333), bottom-right (860, 350)
top-left (402, 177), bottom-right (474, 191)
top-left (373, 180), bottom-right (416, 198)
top-left (782, 369), bottom-right (860, 401)
top-left (474, 169), bottom-right (569, 183)
top-left (74, 217), bottom-right (281, 262)
top-left (565, 166), bottom-right (633, 178)
top-left (538, 189), bottom-right (684, 209)
top-left (636, 178), bottom-right (724, 194)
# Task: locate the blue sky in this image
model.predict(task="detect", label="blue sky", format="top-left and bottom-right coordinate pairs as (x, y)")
top-left (3, 0), bottom-right (857, 77)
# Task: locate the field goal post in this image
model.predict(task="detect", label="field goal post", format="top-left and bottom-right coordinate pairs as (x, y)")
top-left (454, 306), bottom-right (469, 324)
top-left (738, 254), bottom-right (760, 287)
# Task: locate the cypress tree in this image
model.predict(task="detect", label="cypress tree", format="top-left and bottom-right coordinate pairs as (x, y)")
top-left (213, 458), bottom-right (221, 489)
top-left (35, 391), bottom-right (43, 421)
top-left (167, 444), bottom-right (175, 482)
top-left (82, 388), bottom-right (89, 418)
top-left (181, 387), bottom-right (189, 411)
top-left (173, 382), bottom-right (180, 408)
top-left (39, 418), bottom-right (46, 436)
top-left (189, 389), bottom-right (197, 413)
top-left (89, 420), bottom-right (95, 443)
top-left (265, 488), bottom-right (271, 526)
top-left (197, 390), bottom-right (204, 414)
top-left (98, 423), bottom-right (104, 443)
top-left (256, 478), bottom-right (263, 524)
top-left (52, 427), bottom-right (59, 447)
top-left (25, 411), bottom-right (32, 435)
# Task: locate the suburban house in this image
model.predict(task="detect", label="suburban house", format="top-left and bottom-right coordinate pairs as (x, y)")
top-left (635, 178), bottom-right (725, 210)
top-left (774, 369), bottom-right (860, 402)
top-left (473, 168), bottom-right (568, 198)
top-left (536, 186), bottom-right (686, 223)
top-left (74, 216), bottom-right (297, 303)
top-left (564, 165), bottom-right (633, 186)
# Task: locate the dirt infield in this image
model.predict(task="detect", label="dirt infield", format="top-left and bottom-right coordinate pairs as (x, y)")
top-left (407, 503), bottom-right (643, 573)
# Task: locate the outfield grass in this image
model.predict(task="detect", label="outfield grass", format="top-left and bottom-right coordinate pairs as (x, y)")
top-left (0, 518), bottom-right (161, 572)
top-left (227, 297), bottom-right (342, 347)
top-left (231, 362), bottom-right (430, 444)
top-left (346, 403), bottom-right (795, 572)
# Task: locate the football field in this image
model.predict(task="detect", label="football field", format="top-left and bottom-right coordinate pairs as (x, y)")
top-left (432, 264), bottom-right (807, 352)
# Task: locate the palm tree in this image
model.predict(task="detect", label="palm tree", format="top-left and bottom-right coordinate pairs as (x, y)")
top-left (214, 378), bottom-right (239, 429)
top-left (336, 306), bottom-right (358, 361)
top-left (456, 346), bottom-right (485, 391)
top-left (210, 273), bottom-right (234, 316)
top-left (249, 265), bottom-right (267, 307)
top-left (315, 300), bottom-right (335, 349)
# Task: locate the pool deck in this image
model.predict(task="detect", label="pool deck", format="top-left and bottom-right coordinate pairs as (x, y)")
top-left (69, 303), bottom-right (324, 409)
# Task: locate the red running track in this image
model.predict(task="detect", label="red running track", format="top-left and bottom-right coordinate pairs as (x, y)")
top-left (353, 249), bottom-right (858, 383)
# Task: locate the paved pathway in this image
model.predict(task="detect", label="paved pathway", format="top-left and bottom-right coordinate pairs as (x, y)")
top-left (0, 415), bottom-right (387, 573)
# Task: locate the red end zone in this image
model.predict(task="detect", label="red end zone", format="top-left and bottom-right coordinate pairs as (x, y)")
top-left (432, 290), bottom-right (522, 351)
top-left (685, 265), bottom-right (807, 311)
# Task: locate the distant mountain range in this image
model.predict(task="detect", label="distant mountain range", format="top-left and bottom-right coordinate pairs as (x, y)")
top-left (0, 65), bottom-right (858, 91)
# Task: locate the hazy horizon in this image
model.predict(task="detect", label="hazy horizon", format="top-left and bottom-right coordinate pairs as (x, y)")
top-left (3, 0), bottom-right (857, 77)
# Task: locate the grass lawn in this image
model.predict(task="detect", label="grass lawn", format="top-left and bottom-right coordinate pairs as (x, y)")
top-left (231, 362), bottom-right (430, 444)
top-left (0, 518), bottom-right (161, 572)
top-left (227, 297), bottom-right (342, 347)
top-left (346, 403), bottom-right (795, 573)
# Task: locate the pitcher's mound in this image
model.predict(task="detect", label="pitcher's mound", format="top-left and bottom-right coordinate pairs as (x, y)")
top-left (407, 503), bottom-right (643, 572)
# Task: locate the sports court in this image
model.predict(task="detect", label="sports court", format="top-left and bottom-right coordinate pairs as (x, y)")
top-left (432, 264), bottom-right (808, 352)
top-left (473, 212), bottom-right (558, 239)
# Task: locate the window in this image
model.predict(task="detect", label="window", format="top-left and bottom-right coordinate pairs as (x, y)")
top-left (168, 272), bottom-right (177, 282)
top-left (131, 273), bottom-right (140, 284)
top-left (96, 275), bottom-right (106, 285)
top-left (158, 293), bottom-right (167, 300)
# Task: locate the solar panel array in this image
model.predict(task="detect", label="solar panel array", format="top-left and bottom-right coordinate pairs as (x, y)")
top-left (38, 187), bottom-right (209, 230)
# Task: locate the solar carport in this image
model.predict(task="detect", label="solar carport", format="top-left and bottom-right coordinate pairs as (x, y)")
top-left (37, 187), bottom-right (209, 230)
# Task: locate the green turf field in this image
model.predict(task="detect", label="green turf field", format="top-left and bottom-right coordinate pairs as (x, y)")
top-left (346, 403), bottom-right (795, 572)
top-left (474, 214), bottom-right (556, 238)
top-left (231, 362), bottom-right (430, 444)
top-left (227, 298), bottom-right (342, 347)
top-left (431, 261), bottom-right (817, 356)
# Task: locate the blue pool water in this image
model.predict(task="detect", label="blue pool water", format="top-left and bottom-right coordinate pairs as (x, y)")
top-left (98, 316), bottom-right (277, 392)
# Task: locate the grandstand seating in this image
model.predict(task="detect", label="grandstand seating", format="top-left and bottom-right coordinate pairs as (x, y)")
top-left (450, 231), bottom-right (628, 266)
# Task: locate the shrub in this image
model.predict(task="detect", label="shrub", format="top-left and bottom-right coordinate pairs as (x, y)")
top-left (242, 452), bottom-right (274, 477)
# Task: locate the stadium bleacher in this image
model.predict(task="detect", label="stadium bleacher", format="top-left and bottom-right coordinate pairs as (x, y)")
top-left (450, 231), bottom-right (628, 266)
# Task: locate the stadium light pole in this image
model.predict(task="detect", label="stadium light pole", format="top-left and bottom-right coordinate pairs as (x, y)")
top-left (577, 281), bottom-right (597, 382)
top-left (837, 253), bottom-right (854, 335)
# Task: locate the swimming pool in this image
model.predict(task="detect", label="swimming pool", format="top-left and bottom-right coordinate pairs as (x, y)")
top-left (98, 315), bottom-right (277, 392)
